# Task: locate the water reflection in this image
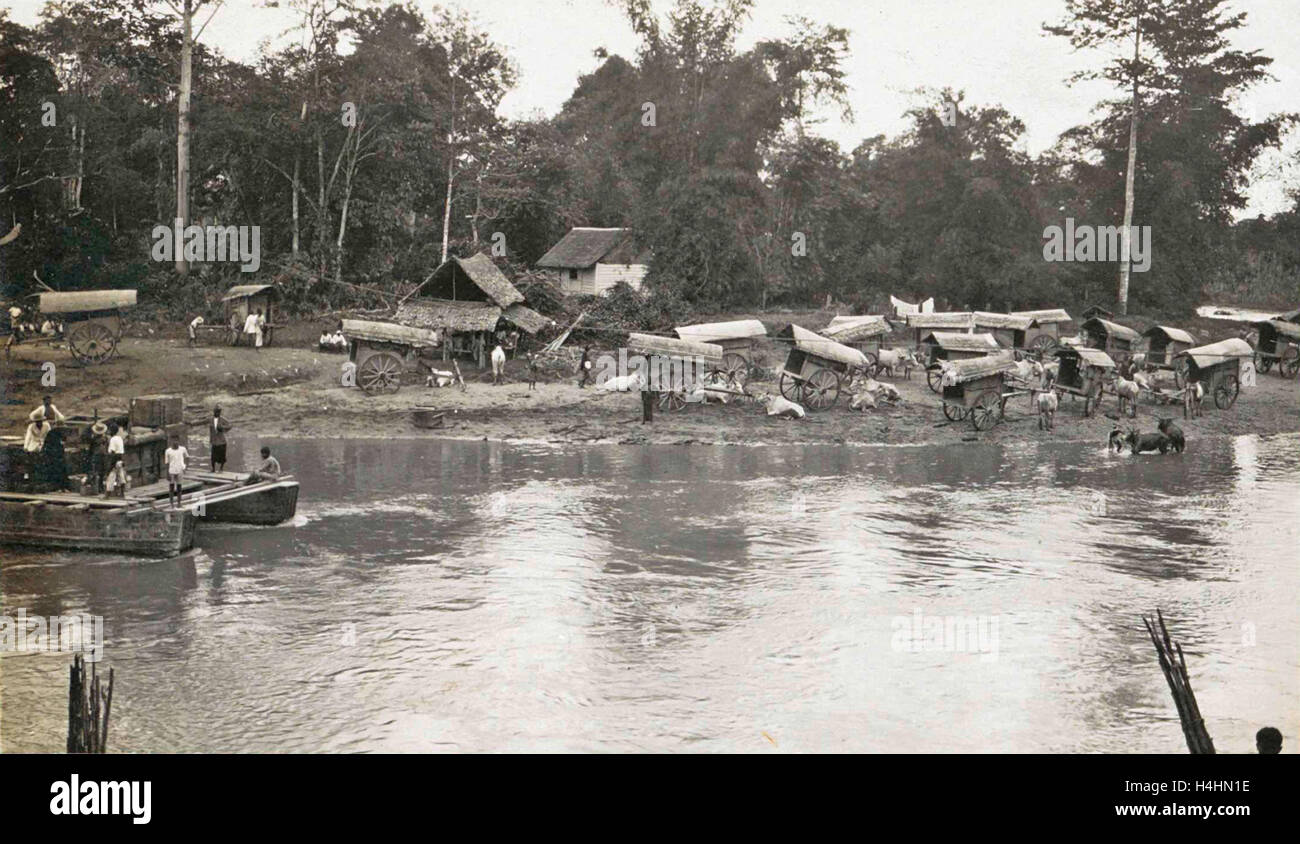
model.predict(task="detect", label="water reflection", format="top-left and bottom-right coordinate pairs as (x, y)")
top-left (2, 434), bottom-right (1297, 753)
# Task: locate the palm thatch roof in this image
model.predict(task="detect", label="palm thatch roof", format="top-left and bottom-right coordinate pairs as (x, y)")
top-left (221, 284), bottom-right (279, 302)
top-left (537, 227), bottom-right (645, 269)
top-left (38, 290), bottom-right (137, 313)
top-left (626, 333), bottom-right (724, 364)
top-left (943, 351), bottom-right (1017, 384)
top-left (412, 253), bottom-right (524, 308)
top-left (820, 314), bottom-right (891, 343)
top-left (502, 303), bottom-right (550, 335)
top-left (1012, 308), bottom-right (1072, 324)
top-left (396, 299), bottom-right (502, 333)
top-left (781, 324), bottom-right (869, 368)
top-left (906, 311), bottom-right (974, 330)
top-left (1055, 346), bottom-right (1117, 369)
top-left (674, 319), bottom-right (767, 342)
top-left (921, 331), bottom-right (1001, 353)
top-left (1180, 338), bottom-right (1253, 370)
top-left (973, 312), bottom-right (1036, 331)
top-left (342, 319), bottom-right (438, 347)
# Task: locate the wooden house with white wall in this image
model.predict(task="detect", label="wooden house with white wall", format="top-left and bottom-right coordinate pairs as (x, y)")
top-left (536, 227), bottom-right (650, 295)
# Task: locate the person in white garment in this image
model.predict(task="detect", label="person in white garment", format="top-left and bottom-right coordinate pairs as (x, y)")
top-left (163, 436), bottom-right (190, 509)
top-left (104, 422), bottom-right (129, 497)
top-left (24, 418), bottom-right (50, 452)
top-left (30, 395), bottom-right (66, 424)
top-left (243, 309), bottom-right (261, 350)
top-left (189, 315), bottom-right (204, 346)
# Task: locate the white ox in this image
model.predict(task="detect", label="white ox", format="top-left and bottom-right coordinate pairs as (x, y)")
top-left (759, 393), bottom-right (806, 419)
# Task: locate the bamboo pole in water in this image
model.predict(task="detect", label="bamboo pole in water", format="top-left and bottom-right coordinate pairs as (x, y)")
top-left (1143, 610), bottom-right (1215, 754)
top-left (67, 654), bottom-right (114, 753)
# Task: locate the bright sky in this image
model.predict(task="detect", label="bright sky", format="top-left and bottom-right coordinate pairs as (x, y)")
top-left (6, 0), bottom-right (1298, 216)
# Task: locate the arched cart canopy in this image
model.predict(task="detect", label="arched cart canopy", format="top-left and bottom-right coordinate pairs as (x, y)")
top-left (38, 290), bottom-right (137, 313)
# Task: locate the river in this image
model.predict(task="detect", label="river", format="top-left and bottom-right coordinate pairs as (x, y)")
top-left (2, 434), bottom-right (1297, 752)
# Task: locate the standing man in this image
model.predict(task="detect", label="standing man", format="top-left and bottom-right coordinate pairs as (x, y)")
top-left (188, 315), bottom-right (204, 346)
top-left (30, 395), bottom-right (66, 424)
top-left (526, 351), bottom-right (539, 391)
top-left (210, 405), bottom-right (232, 471)
top-left (163, 436), bottom-right (190, 509)
top-left (577, 345), bottom-right (593, 388)
top-left (86, 416), bottom-right (108, 493)
top-left (243, 308), bottom-right (261, 350)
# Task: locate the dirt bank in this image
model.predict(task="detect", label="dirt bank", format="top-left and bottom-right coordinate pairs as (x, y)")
top-left (3, 326), bottom-right (1297, 450)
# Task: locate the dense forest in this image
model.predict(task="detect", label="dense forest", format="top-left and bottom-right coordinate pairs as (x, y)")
top-left (1, 0), bottom-right (1297, 322)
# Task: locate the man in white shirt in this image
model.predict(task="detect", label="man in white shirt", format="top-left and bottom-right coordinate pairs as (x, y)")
top-left (189, 315), bottom-right (204, 346)
top-left (24, 419), bottom-right (50, 452)
top-left (163, 436), bottom-right (190, 509)
top-left (243, 310), bottom-right (260, 349)
top-left (30, 395), bottom-right (66, 424)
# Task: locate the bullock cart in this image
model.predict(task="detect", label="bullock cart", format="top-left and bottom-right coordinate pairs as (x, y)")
top-left (624, 333), bottom-right (725, 412)
top-left (1011, 308), bottom-right (1072, 355)
top-left (776, 324), bottom-right (869, 411)
top-left (1140, 325), bottom-right (1197, 385)
top-left (1176, 338), bottom-right (1252, 411)
top-left (6, 290), bottom-right (138, 364)
top-left (939, 351), bottom-right (1020, 432)
top-left (920, 331), bottom-right (1001, 393)
top-left (674, 319), bottom-right (766, 382)
top-left (1080, 317), bottom-right (1141, 363)
top-left (1051, 346), bottom-right (1115, 417)
top-left (1251, 319), bottom-right (1300, 378)
top-left (819, 315), bottom-right (892, 372)
top-left (343, 319), bottom-right (439, 394)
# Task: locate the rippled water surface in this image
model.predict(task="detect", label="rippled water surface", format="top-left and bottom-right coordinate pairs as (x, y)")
top-left (3, 434), bottom-right (1298, 752)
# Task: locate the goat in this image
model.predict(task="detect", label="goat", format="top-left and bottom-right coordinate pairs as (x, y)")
top-left (1033, 388), bottom-right (1059, 431)
top-left (1114, 375), bottom-right (1140, 418)
top-left (1157, 418), bottom-right (1185, 453)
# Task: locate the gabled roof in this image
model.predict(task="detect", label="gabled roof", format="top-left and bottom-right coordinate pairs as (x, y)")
top-left (415, 253), bottom-right (524, 308)
top-left (342, 319), bottom-right (438, 347)
top-left (779, 324), bottom-right (869, 369)
top-left (1180, 338), bottom-right (1253, 370)
top-left (221, 284), bottom-right (278, 302)
top-left (537, 227), bottom-right (644, 269)
top-left (973, 312), bottom-right (1036, 331)
top-left (821, 314), bottom-right (891, 343)
top-left (906, 312), bottom-right (974, 330)
top-left (396, 299), bottom-right (502, 333)
top-left (921, 331), bottom-right (1001, 353)
top-left (944, 351), bottom-right (1017, 384)
top-left (1011, 308), bottom-right (1071, 324)
top-left (675, 319), bottom-right (767, 342)
top-left (38, 290), bottom-right (137, 313)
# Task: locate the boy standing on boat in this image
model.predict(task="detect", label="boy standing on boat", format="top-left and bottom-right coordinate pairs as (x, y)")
top-left (210, 406), bottom-right (232, 471)
top-left (164, 437), bottom-right (190, 509)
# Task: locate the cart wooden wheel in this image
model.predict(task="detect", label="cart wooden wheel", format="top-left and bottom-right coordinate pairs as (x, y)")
top-left (970, 392), bottom-right (999, 431)
top-left (1282, 347), bottom-right (1300, 378)
top-left (67, 321), bottom-right (118, 365)
top-left (721, 352), bottom-right (749, 382)
top-left (942, 402), bottom-right (967, 422)
top-left (801, 369), bottom-right (840, 411)
top-left (1214, 375), bottom-right (1239, 409)
top-left (358, 351), bottom-right (404, 394)
top-left (1029, 335), bottom-right (1057, 356)
top-left (778, 373), bottom-right (802, 402)
top-left (1254, 352), bottom-right (1273, 374)
top-left (926, 366), bottom-right (944, 393)
top-left (658, 390), bottom-right (687, 412)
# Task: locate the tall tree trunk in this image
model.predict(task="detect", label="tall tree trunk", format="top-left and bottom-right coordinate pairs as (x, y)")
top-left (291, 153), bottom-right (301, 256)
top-left (1118, 14), bottom-right (1141, 315)
top-left (441, 133), bottom-right (453, 263)
top-left (176, 0), bottom-right (193, 275)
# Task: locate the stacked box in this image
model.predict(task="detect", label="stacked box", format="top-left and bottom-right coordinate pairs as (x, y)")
top-left (129, 395), bottom-right (184, 428)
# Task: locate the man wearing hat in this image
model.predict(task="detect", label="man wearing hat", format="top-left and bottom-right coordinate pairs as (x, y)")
top-left (210, 405), bottom-right (232, 472)
top-left (84, 414), bottom-right (109, 493)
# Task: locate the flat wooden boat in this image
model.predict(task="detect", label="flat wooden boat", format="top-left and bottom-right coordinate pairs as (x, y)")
top-left (0, 492), bottom-right (195, 557)
top-left (126, 470), bottom-right (300, 526)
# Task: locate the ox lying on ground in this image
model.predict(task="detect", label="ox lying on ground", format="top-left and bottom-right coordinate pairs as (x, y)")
top-left (600, 372), bottom-right (646, 392)
top-left (757, 393), bottom-right (806, 419)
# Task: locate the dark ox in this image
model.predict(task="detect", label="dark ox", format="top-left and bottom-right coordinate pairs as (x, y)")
top-left (1156, 418), bottom-right (1185, 453)
top-left (1125, 429), bottom-right (1171, 455)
